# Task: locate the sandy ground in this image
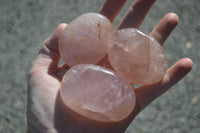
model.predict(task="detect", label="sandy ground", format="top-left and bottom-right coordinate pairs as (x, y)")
top-left (0, 0), bottom-right (199, 133)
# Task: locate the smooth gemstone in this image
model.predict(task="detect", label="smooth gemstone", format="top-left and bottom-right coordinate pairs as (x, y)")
top-left (108, 28), bottom-right (168, 85)
top-left (59, 12), bottom-right (114, 66)
top-left (60, 64), bottom-right (136, 122)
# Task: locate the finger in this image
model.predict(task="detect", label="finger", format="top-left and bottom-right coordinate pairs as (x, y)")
top-left (98, 0), bottom-right (127, 22)
top-left (118, 0), bottom-right (156, 29)
top-left (135, 58), bottom-right (193, 114)
top-left (150, 13), bottom-right (179, 45)
top-left (31, 23), bottom-right (67, 74)
top-left (43, 23), bottom-right (67, 54)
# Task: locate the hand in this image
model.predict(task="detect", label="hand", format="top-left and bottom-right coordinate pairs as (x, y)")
top-left (27, 0), bottom-right (193, 133)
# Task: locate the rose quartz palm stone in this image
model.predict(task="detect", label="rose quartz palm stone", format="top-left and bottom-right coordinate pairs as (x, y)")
top-left (108, 28), bottom-right (168, 85)
top-left (60, 64), bottom-right (136, 122)
top-left (59, 12), bottom-right (114, 66)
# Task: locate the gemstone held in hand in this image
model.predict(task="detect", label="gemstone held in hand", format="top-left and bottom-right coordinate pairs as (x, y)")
top-left (60, 64), bottom-right (136, 122)
top-left (108, 28), bottom-right (168, 85)
top-left (59, 12), bottom-right (114, 66)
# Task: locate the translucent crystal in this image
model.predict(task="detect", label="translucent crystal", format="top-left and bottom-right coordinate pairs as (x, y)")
top-left (108, 28), bottom-right (168, 85)
top-left (59, 12), bottom-right (114, 66)
top-left (60, 64), bottom-right (136, 122)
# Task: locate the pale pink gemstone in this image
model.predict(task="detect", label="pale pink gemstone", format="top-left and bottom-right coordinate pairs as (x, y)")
top-left (108, 28), bottom-right (168, 85)
top-left (59, 12), bottom-right (114, 66)
top-left (60, 64), bottom-right (135, 122)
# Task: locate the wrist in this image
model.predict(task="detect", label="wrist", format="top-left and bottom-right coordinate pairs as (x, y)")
top-left (26, 126), bottom-right (39, 133)
top-left (27, 126), bottom-right (57, 133)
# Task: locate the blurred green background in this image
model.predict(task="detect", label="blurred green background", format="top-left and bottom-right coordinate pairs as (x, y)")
top-left (0, 0), bottom-right (199, 132)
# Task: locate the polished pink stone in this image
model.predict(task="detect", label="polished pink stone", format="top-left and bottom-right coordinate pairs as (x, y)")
top-left (60, 64), bottom-right (136, 122)
top-left (108, 28), bottom-right (168, 85)
top-left (59, 12), bottom-right (114, 66)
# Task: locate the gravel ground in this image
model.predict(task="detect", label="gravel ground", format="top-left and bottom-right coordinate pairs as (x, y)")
top-left (0, 0), bottom-right (199, 133)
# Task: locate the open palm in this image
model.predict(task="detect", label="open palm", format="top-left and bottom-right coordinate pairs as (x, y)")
top-left (27, 0), bottom-right (193, 133)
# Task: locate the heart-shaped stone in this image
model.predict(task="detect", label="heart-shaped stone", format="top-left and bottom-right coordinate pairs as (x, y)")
top-left (60, 64), bottom-right (136, 122)
top-left (108, 28), bottom-right (168, 85)
top-left (59, 12), bottom-right (114, 66)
